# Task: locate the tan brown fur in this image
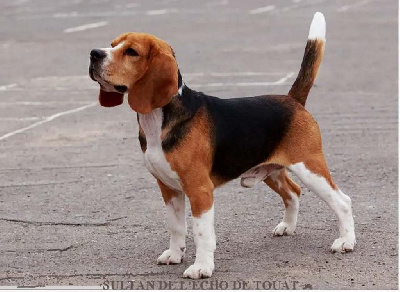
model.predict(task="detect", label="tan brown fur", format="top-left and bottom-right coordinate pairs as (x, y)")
top-left (264, 169), bottom-right (301, 208)
top-left (288, 39), bottom-right (325, 106)
top-left (164, 109), bottom-right (214, 217)
top-left (266, 105), bottom-right (337, 189)
top-left (157, 179), bottom-right (180, 204)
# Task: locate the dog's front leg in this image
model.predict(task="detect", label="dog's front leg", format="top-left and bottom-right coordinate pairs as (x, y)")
top-left (157, 180), bottom-right (187, 265)
top-left (183, 178), bottom-right (216, 279)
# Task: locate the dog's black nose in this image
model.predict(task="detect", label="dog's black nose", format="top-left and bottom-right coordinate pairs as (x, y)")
top-left (90, 49), bottom-right (106, 61)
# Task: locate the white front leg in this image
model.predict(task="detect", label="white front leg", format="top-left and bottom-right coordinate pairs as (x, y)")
top-left (157, 193), bottom-right (187, 264)
top-left (183, 205), bottom-right (216, 279)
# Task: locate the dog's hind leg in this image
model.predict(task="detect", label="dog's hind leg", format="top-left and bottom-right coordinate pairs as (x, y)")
top-left (264, 169), bottom-right (301, 236)
top-left (288, 156), bottom-right (356, 253)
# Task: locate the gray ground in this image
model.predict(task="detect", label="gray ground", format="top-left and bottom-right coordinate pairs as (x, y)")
top-left (0, 0), bottom-right (398, 289)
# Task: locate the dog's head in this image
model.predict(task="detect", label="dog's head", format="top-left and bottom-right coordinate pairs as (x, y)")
top-left (89, 33), bottom-right (178, 114)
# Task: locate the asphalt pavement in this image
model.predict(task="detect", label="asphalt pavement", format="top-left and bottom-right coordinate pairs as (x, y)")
top-left (0, 0), bottom-right (398, 289)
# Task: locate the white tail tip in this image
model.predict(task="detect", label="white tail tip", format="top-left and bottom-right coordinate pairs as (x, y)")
top-left (308, 12), bottom-right (326, 40)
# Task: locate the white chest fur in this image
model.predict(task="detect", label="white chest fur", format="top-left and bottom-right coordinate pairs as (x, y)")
top-left (138, 108), bottom-right (182, 191)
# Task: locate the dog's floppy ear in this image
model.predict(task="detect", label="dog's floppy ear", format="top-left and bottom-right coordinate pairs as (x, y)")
top-left (99, 89), bottom-right (124, 107)
top-left (128, 43), bottom-right (178, 114)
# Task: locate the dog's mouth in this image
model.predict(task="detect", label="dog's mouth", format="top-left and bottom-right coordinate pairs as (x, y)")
top-left (89, 66), bottom-right (100, 82)
top-left (89, 67), bottom-right (128, 94)
top-left (113, 85), bottom-right (128, 93)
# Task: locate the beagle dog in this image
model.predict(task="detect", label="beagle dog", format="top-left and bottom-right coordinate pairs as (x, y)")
top-left (89, 12), bottom-right (355, 279)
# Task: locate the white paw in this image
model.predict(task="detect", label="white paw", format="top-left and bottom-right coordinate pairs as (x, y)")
top-left (273, 222), bottom-right (296, 236)
top-left (183, 263), bottom-right (214, 279)
top-left (157, 249), bottom-right (184, 265)
top-left (330, 236), bottom-right (356, 253)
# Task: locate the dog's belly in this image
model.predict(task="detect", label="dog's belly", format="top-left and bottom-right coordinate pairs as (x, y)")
top-left (240, 163), bottom-right (283, 188)
top-left (139, 108), bottom-right (182, 191)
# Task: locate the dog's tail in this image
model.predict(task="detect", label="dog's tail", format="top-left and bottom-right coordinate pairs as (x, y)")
top-left (288, 12), bottom-right (326, 106)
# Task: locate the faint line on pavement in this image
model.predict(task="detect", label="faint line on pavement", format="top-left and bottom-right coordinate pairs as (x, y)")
top-left (249, 5), bottom-right (275, 14)
top-left (0, 102), bottom-right (97, 142)
top-left (0, 83), bottom-right (17, 91)
top-left (337, 0), bottom-right (374, 12)
top-left (63, 21), bottom-right (108, 33)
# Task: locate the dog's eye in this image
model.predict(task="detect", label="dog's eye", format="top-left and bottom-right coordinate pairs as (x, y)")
top-left (124, 48), bottom-right (139, 56)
